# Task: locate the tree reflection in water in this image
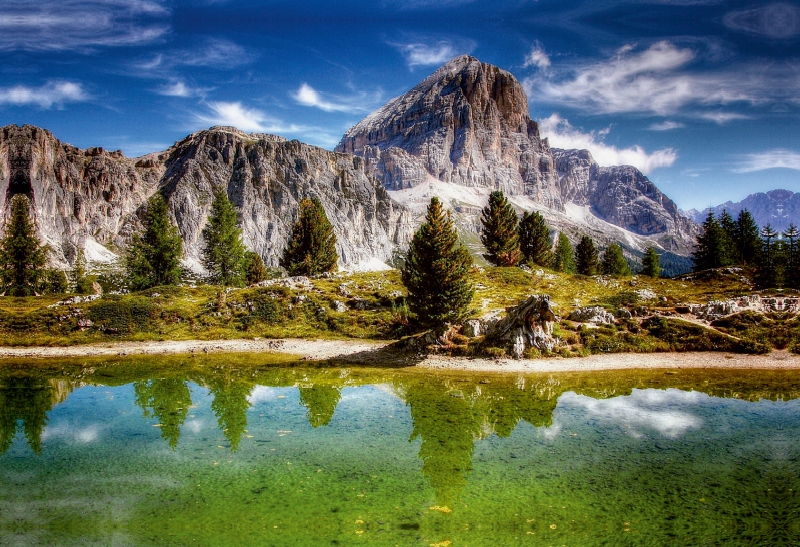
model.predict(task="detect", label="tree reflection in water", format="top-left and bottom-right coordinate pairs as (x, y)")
top-left (0, 376), bottom-right (72, 453)
top-left (133, 377), bottom-right (192, 449)
top-left (298, 383), bottom-right (341, 427)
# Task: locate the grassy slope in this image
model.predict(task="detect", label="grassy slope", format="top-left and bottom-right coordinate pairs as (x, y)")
top-left (0, 266), bottom-right (796, 354)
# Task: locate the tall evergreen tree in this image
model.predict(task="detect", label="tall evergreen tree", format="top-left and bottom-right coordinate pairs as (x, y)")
top-left (575, 235), bottom-right (599, 276)
top-left (692, 211), bottom-right (730, 271)
top-left (600, 243), bottom-right (631, 276)
top-left (401, 197), bottom-right (474, 329)
top-left (126, 194), bottom-right (183, 290)
top-left (719, 209), bottom-right (739, 264)
top-left (553, 232), bottom-right (576, 274)
top-left (641, 246), bottom-right (660, 278)
top-left (518, 211), bottom-right (553, 267)
top-left (0, 194), bottom-right (47, 296)
top-left (735, 209), bottom-right (761, 266)
top-left (784, 224), bottom-right (799, 289)
top-left (480, 191), bottom-right (520, 266)
top-left (244, 251), bottom-right (269, 285)
top-left (280, 197), bottom-right (338, 276)
top-left (755, 224), bottom-right (780, 289)
top-left (202, 189), bottom-right (247, 286)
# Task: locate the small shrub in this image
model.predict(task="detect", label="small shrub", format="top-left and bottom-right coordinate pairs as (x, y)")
top-left (88, 297), bottom-right (157, 333)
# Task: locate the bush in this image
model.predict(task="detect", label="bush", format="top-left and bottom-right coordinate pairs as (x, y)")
top-left (88, 297), bottom-right (157, 333)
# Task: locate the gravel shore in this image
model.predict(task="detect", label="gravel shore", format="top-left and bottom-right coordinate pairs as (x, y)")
top-left (0, 338), bottom-right (798, 371)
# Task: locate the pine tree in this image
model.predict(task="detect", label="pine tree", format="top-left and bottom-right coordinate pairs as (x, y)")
top-left (401, 197), bottom-right (474, 329)
top-left (784, 224), bottom-right (799, 289)
top-left (0, 194), bottom-right (47, 296)
top-left (718, 210), bottom-right (738, 264)
top-left (755, 224), bottom-right (780, 289)
top-left (601, 243), bottom-right (631, 276)
top-left (575, 235), bottom-right (599, 276)
top-left (692, 211), bottom-right (730, 271)
top-left (553, 232), bottom-right (576, 274)
top-left (480, 191), bottom-right (520, 266)
top-left (641, 246), bottom-right (660, 277)
top-left (125, 194), bottom-right (183, 290)
top-left (736, 209), bottom-right (761, 266)
top-left (280, 197), bottom-right (338, 276)
top-left (202, 190), bottom-right (247, 286)
top-left (244, 251), bottom-right (269, 285)
top-left (518, 211), bottom-right (553, 267)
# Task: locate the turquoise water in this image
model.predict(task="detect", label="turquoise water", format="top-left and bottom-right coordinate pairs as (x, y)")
top-left (1, 357), bottom-right (799, 546)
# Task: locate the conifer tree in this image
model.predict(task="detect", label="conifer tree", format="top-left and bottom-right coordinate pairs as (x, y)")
top-left (126, 194), bottom-right (183, 290)
top-left (244, 251), bottom-right (268, 285)
top-left (756, 224), bottom-right (781, 289)
top-left (553, 232), bottom-right (576, 274)
top-left (72, 249), bottom-right (92, 294)
top-left (692, 211), bottom-right (730, 271)
top-left (518, 211), bottom-right (553, 267)
top-left (600, 243), bottom-right (631, 276)
top-left (641, 246), bottom-right (660, 278)
top-left (784, 224), bottom-right (799, 289)
top-left (575, 235), bottom-right (599, 276)
top-left (280, 197), bottom-right (338, 276)
top-left (202, 189), bottom-right (247, 286)
top-left (735, 209), bottom-right (761, 266)
top-left (401, 197), bottom-right (474, 329)
top-left (0, 194), bottom-right (47, 296)
top-left (719, 209), bottom-right (739, 264)
top-left (480, 191), bottom-right (520, 266)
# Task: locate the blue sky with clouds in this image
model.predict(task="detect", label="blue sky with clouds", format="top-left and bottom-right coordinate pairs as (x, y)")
top-left (1, 0), bottom-right (798, 210)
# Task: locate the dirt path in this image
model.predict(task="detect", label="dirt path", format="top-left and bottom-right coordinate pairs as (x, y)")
top-left (0, 338), bottom-right (799, 372)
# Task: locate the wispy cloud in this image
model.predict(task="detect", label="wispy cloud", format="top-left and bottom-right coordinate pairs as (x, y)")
top-left (539, 114), bottom-right (677, 174)
top-left (648, 120), bottom-right (684, 130)
top-left (525, 41), bottom-right (770, 116)
top-left (0, 0), bottom-right (170, 52)
top-left (136, 38), bottom-right (254, 72)
top-left (0, 81), bottom-right (88, 108)
top-left (293, 83), bottom-right (380, 114)
top-left (392, 39), bottom-right (473, 68)
top-left (724, 2), bottom-right (800, 40)
top-left (155, 80), bottom-right (209, 98)
top-left (733, 149), bottom-right (800, 173)
top-left (523, 43), bottom-right (550, 70)
top-left (697, 111), bottom-right (750, 124)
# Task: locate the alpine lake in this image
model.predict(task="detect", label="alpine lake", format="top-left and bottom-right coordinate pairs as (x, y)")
top-left (1, 353), bottom-right (799, 546)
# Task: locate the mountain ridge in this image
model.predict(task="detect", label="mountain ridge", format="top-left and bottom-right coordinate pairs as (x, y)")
top-left (686, 189), bottom-right (800, 232)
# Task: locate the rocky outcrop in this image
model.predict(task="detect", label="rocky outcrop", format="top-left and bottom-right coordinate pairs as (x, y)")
top-left (686, 189), bottom-right (800, 232)
top-left (484, 295), bottom-right (558, 358)
top-left (568, 306), bottom-right (616, 325)
top-left (553, 148), bottom-right (700, 252)
top-left (336, 55), bottom-right (562, 208)
top-left (0, 125), bottom-right (413, 270)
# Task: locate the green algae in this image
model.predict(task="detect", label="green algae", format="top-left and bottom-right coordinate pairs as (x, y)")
top-left (1, 357), bottom-right (799, 545)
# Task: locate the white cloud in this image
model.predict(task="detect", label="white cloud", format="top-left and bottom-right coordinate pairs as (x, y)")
top-left (397, 42), bottom-right (457, 68)
top-left (561, 389), bottom-right (704, 439)
top-left (524, 44), bottom-right (551, 70)
top-left (0, 0), bottom-right (170, 52)
top-left (138, 38), bottom-right (254, 72)
top-left (0, 81), bottom-right (88, 108)
top-left (648, 120), bottom-right (684, 131)
top-left (293, 83), bottom-right (378, 114)
top-left (733, 149), bottom-right (800, 173)
top-left (526, 41), bottom-right (768, 116)
top-left (539, 114), bottom-right (677, 173)
top-left (697, 112), bottom-right (750, 124)
top-left (724, 2), bottom-right (800, 39)
top-left (156, 80), bottom-right (208, 98)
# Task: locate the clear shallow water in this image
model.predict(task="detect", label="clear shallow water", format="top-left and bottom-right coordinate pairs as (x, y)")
top-left (1, 356), bottom-right (799, 546)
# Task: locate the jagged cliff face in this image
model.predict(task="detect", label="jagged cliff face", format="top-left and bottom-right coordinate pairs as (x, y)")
top-left (160, 127), bottom-right (413, 269)
top-left (338, 56), bottom-right (699, 254)
top-left (336, 55), bottom-right (562, 209)
top-left (553, 149), bottom-right (699, 252)
top-left (0, 125), bottom-right (412, 270)
top-left (0, 125), bottom-right (163, 265)
top-left (687, 189), bottom-right (800, 232)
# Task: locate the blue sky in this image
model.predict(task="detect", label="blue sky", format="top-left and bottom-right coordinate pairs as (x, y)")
top-left (1, 0), bottom-right (798, 210)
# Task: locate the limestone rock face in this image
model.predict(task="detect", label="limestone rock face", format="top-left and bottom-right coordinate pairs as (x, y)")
top-left (160, 127), bottom-right (413, 270)
top-left (336, 55), bottom-right (562, 208)
top-left (0, 124), bottom-right (413, 270)
top-left (553, 148), bottom-right (700, 253)
top-left (0, 124), bottom-right (163, 266)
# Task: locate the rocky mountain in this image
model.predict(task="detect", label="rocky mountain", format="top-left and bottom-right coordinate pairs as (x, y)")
top-left (686, 189), bottom-right (800, 232)
top-left (337, 55), bottom-right (699, 255)
top-left (0, 124), bottom-right (412, 270)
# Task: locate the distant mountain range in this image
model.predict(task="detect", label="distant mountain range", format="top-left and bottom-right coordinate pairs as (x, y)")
top-left (685, 189), bottom-right (800, 233)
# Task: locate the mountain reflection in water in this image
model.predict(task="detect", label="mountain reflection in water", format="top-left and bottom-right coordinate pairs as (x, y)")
top-left (1, 355), bottom-right (799, 546)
